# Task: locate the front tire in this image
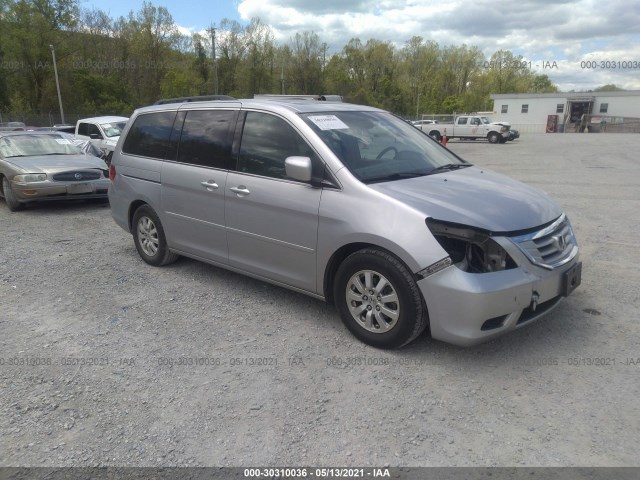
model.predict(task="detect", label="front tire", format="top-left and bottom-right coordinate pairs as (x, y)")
top-left (334, 249), bottom-right (428, 349)
top-left (132, 205), bottom-right (178, 266)
top-left (2, 177), bottom-right (23, 212)
top-left (487, 132), bottom-right (500, 144)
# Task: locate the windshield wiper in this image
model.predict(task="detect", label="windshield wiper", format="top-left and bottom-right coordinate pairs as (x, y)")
top-left (427, 163), bottom-right (473, 174)
top-left (364, 171), bottom-right (430, 184)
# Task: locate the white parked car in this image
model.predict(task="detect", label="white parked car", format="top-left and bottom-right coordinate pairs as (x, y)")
top-left (75, 116), bottom-right (128, 163)
top-left (411, 119), bottom-right (439, 129)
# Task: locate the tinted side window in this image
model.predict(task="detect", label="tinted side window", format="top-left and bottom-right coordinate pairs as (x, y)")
top-left (458, 118), bottom-right (467, 125)
top-left (122, 112), bottom-right (177, 160)
top-left (77, 123), bottom-right (89, 136)
top-left (238, 112), bottom-right (314, 180)
top-left (177, 110), bottom-right (236, 169)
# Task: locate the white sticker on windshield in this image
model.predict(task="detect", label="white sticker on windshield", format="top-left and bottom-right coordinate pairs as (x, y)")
top-left (308, 115), bottom-right (349, 131)
top-left (55, 138), bottom-right (71, 144)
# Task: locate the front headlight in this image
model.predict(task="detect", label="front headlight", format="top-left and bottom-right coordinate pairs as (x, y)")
top-left (426, 219), bottom-right (517, 273)
top-left (13, 174), bottom-right (47, 183)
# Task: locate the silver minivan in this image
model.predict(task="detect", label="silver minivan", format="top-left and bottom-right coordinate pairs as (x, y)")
top-left (108, 99), bottom-right (581, 348)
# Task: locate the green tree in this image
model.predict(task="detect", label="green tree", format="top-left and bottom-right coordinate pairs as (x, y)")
top-left (192, 33), bottom-right (210, 93)
top-left (398, 36), bottom-right (440, 116)
top-left (1, 0), bottom-right (79, 112)
top-left (323, 54), bottom-right (351, 97)
top-left (594, 84), bottom-right (624, 91)
top-left (483, 50), bottom-right (536, 94)
top-left (217, 18), bottom-right (246, 96)
top-left (233, 18), bottom-right (275, 96)
top-left (123, 2), bottom-right (183, 104)
top-left (442, 95), bottom-right (464, 113)
top-left (289, 31), bottom-right (324, 94)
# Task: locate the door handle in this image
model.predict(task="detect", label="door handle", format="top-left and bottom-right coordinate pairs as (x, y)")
top-left (201, 180), bottom-right (219, 190)
top-left (230, 186), bottom-right (250, 196)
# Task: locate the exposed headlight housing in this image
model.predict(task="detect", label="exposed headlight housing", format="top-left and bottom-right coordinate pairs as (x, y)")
top-left (13, 174), bottom-right (47, 183)
top-left (426, 219), bottom-right (517, 273)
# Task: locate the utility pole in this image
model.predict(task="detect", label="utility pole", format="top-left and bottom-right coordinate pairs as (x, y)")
top-left (208, 25), bottom-right (219, 95)
top-left (49, 45), bottom-right (65, 124)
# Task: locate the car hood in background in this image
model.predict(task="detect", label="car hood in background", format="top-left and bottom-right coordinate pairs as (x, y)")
top-left (5, 154), bottom-right (107, 173)
top-left (369, 166), bottom-right (562, 233)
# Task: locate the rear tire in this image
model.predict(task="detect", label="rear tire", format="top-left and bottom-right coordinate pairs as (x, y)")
top-left (334, 248), bottom-right (428, 349)
top-left (2, 177), bottom-right (23, 212)
top-left (132, 205), bottom-right (178, 266)
top-left (429, 131), bottom-right (441, 142)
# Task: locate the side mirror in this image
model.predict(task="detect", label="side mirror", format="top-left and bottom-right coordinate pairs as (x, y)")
top-left (285, 156), bottom-right (312, 182)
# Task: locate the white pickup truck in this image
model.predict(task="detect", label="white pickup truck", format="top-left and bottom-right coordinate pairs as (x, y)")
top-left (75, 116), bottom-right (128, 163)
top-left (421, 115), bottom-right (511, 143)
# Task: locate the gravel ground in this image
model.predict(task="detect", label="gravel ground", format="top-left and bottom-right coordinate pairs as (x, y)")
top-left (1, 133), bottom-right (639, 467)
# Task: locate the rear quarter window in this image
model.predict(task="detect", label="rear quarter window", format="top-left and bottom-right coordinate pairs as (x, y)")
top-left (122, 111), bottom-right (177, 160)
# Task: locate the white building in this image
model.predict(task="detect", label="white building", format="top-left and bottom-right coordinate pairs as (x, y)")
top-left (489, 91), bottom-right (640, 133)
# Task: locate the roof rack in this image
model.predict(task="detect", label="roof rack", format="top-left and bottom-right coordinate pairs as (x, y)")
top-left (253, 94), bottom-right (343, 102)
top-left (153, 95), bottom-right (236, 105)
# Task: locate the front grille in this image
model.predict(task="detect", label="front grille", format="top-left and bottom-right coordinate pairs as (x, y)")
top-left (53, 171), bottom-right (101, 181)
top-left (510, 214), bottom-right (578, 269)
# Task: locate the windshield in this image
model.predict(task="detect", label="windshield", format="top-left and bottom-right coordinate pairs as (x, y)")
top-left (480, 116), bottom-right (492, 124)
top-left (101, 121), bottom-right (126, 138)
top-left (301, 111), bottom-right (469, 183)
top-left (0, 134), bottom-right (83, 158)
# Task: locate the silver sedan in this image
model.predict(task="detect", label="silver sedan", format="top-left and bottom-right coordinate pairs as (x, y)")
top-left (0, 131), bottom-right (110, 211)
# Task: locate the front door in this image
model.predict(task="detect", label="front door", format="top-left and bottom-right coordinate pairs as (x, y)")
top-left (225, 111), bottom-right (322, 293)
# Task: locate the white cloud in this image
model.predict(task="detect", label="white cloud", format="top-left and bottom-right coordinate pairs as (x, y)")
top-left (232, 0), bottom-right (640, 90)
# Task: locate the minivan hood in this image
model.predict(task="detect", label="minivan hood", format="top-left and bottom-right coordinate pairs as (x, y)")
top-left (369, 166), bottom-right (562, 233)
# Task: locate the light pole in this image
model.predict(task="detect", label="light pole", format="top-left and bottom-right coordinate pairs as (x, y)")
top-left (49, 45), bottom-right (65, 124)
top-left (416, 92), bottom-right (421, 120)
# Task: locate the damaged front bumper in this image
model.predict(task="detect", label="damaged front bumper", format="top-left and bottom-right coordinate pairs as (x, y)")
top-left (417, 230), bottom-right (581, 347)
top-left (419, 259), bottom-right (580, 346)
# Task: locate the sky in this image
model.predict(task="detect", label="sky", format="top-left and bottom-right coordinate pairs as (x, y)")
top-left (83, 0), bottom-right (640, 92)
